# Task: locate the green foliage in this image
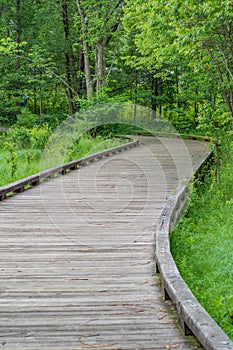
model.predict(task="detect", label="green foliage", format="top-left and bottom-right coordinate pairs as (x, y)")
top-left (94, 123), bottom-right (140, 138)
top-left (2, 124), bottom-right (50, 181)
top-left (29, 123), bottom-right (52, 149)
top-left (0, 39), bottom-right (29, 124)
top-left (15, 109), bottom-right (68, 130)
top-left (0, 123), bottom-right (125, 187)
top-left (76, 88), bottom-right (126, 110)
top-left (166, 110), bottom-right (196, 133)
top-left (5, 126), bottom-right (31, 149)
top-left (16, 108), bottom-right (40, 128)
top-left (0, 0), bottom-right (232, 135)
top-left (197, 110), bottom-right (232, 135)
top-left (65, 134), bottom-right (123, 162)
top-left (123, 0), bottom-right (233, 131)
top-left (171, 134), bottom-right (233, 338)
top-left (4, 139), bottom-right (18, 180)
top-left (5, 124), bottom-right (52, 150)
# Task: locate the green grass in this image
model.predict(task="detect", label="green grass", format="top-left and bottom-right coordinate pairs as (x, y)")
top-left (171, 136), bottom-right (233, 339)
top-left (65, 135), bottom-right (124, 161)
top-left (0, 135), bottom-right (124, 187)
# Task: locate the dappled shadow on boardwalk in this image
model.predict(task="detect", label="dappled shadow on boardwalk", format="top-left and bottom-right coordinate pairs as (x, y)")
top-left (0, 137), bottom-right (207, 349)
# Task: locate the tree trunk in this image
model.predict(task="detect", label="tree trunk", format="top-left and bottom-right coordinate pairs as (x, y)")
top-left (82, 37), bottom-right (93, 99)
top-left (204, 40), bottom-right (233, 127)
top-left (194, 101), bottom-right (198, 125)
top-left (96, 40), bottom-right (105, 94)
top-left (33, 87), bottom-right (37, 115)
top-left (151, 75), bottom-right (158, 119)
top-left (215, 65), bottom-right (233, 117)
top-left (176, 70), bottom-right (181, 117)
top-left (76, 0), bottom-right (93, 99)
top-left (16, 0), bottom-right (21, 115)
top-left (61, 0), bottom-right (78, 114)
top-left (16, 0), bottom-right (21, 46)
top-left (65, 54), bottom-right (75, 115)
top-left (134, 71), bottom-right (138, 124)
top-left (39, 86), bottom-right (43, 126)
top-left (78, 47), bottom-right (85, 93)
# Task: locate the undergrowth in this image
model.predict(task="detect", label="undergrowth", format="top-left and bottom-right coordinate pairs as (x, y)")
top-left (0, 126), bottom-right (124, 187)
top-left (171, 133), bottom-right (233, 339)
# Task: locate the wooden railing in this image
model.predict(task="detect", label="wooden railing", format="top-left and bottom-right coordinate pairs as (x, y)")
top-left (155, 145), bottom-right (233, 350)
top-left (134, 129), bottom-right (218, 143)
top-left (0, 139), bottom-right (139, 201)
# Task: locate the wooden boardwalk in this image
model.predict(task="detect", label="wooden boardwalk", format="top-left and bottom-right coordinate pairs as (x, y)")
top-left (0, 136), bottom-right (208, 349)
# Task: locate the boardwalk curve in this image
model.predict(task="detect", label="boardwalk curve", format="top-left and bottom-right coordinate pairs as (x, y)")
top-left (0, 136), bottom-right (222, 349)
top-left (155, 140), bottom-right (233, 350)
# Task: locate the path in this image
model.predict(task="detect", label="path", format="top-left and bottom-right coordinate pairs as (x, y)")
top-left (0, 136), bottom-right (208, 349)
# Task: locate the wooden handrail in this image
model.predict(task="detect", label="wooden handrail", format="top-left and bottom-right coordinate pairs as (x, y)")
top-left (155, 145), bottom-right (233, 349)
top-left (0, 139), bottom-right (139, 201)
top-left (133, 130), bottom-right (219, 144)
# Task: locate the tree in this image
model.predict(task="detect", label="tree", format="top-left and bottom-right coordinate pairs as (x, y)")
top-left (58, 0), bottom-right (80, 114)
top-left (0, 0), bottom-right (81, 123)
top-left (123, 0), bottom-right (233, 129)
top-left (75, 0), bottom-right (123, 99)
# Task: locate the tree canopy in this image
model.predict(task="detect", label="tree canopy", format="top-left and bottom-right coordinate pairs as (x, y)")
top-left (0, 0), bottom-right (232, 133)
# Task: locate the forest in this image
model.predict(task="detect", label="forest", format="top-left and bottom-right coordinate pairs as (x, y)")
top-left (0, 0), bottom-right (233, 341)
top-left (0, 0), bottom-right (232, 134)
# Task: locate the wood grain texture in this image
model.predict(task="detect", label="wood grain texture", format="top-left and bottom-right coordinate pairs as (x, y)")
top-left (0, 136), bottom-right (207, 349)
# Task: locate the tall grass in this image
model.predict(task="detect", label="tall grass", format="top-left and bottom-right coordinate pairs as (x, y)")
top-left (0, 133), bottom-right (124, 187)
top-left (171, 134), bottom-right (233, 339)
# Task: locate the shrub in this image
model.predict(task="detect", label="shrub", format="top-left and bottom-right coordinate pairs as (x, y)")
top-left (29, 124), bottom-right (52, 150)
top-left (5, 126), bottom-right (31, 149)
